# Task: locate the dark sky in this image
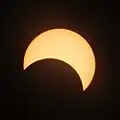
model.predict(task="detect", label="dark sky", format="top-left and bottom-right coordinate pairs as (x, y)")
top-left (2, 1), bottom-right (120, 119)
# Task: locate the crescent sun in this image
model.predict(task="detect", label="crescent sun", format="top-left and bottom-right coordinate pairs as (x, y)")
top-left (23, 29), bottom-right (96, 91)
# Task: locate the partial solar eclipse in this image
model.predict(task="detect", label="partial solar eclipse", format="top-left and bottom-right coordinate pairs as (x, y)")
top-left (23, 29), bottom-right (96, 90)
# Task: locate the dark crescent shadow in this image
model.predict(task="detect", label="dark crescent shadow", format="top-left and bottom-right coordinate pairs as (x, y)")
top-left (24, 58), bottom-right (84, 116)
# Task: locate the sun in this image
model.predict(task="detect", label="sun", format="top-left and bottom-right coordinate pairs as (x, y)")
top-left (23, 29), bottom-right (96, 91)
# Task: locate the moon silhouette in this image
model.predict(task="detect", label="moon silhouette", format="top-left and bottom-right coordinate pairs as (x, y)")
top-left (23, 29), bottom-right (95, 90)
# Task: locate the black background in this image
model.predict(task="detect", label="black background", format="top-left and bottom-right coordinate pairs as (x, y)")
top-left (2, 1), bottom-right (120, 119)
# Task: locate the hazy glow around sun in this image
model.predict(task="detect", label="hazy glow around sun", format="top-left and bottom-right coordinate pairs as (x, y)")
top-left (24, 29), bottom-right (96, 91)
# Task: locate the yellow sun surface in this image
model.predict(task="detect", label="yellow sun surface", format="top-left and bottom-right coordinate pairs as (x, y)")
top-left (23, 29), bottom-right (96, 90)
